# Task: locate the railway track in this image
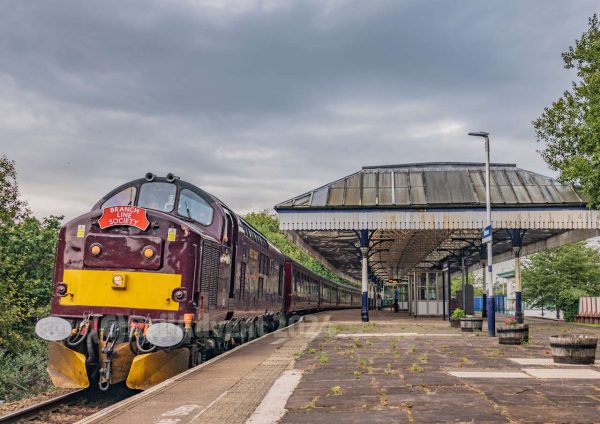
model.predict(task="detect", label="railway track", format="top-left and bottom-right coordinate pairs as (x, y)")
top-left (0, 384), bottom-right (137, 424)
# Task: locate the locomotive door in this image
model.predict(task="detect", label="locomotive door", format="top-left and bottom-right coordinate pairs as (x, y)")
top-left (223, 211), bottom-right (238, 313)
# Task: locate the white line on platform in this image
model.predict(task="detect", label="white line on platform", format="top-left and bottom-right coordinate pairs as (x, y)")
top-left (188, 390), bottom-right (230, 422)
top-left (508, 357), bottom-right (599, 366)
top-left (245, 369), bottom-right (303, 424)
top-left (336, 333), bottom-right (461, 338)
top-left (270, 339), bottom-right (286, 345)
top-left (449, 371), bottom-right (532, 379)
top-left (522, 368), bottom-right (600, 379)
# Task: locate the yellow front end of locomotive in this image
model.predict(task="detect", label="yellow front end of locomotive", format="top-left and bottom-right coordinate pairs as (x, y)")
top-left (59, 269), bottom-right (182, 311)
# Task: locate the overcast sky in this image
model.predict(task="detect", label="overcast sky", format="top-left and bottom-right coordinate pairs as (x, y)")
top-left (1, 1), bottom-right (598, 221)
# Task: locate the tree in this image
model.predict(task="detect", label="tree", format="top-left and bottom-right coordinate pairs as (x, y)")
top-left (0, 155), bottom-right (30, 224)
top-left (244, 210), bottom-right (358, 288)
top-left (521, 242), bottom-right (600, 321)
top-left (533, 15), bottom-right (600, 207)
top-left (0, 156), bottom-right (61, 401)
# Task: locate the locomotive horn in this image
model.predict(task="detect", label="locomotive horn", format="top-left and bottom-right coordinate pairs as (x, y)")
top-left (145, 172), bottom-right (155, 182)
top-left (166, 173), bottom-right (176, 182)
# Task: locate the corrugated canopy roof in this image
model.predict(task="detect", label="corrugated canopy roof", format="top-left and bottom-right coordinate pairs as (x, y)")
top-left (275, 162), bottom-right (599, 283)
top-left (275, 162), bottom-right (585, 210)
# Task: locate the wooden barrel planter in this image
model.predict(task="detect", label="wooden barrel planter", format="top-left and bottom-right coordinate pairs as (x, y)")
top-left (450, 318), bottom-right (461, 328)
top-left (497, 324), bottom-right (529, 345)
top-left (460, 317), bottom-right (483, 332)
top-left (549, 335), bottom-right (598, 364)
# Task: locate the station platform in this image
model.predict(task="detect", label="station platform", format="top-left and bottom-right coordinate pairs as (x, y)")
top-left (80, 310), bottom-right (600, 424)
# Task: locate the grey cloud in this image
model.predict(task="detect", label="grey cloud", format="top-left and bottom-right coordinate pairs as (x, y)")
top-left (0, 0), bottom-right (597, 220)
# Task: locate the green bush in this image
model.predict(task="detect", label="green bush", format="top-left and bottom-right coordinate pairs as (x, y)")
top-left (0, 339), bottom-right (52, 402)
top-left (451, 308), bottom-right (465, 319)
top-left (558, 288), bottom-right (587, 322)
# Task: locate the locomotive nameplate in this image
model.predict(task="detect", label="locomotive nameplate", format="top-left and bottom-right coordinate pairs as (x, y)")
top-left (98, 206), bottom-right (150, 231)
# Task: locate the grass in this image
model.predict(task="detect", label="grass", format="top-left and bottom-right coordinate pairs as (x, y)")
top-left (410, 344), bottom-right (417, 353)
top-left (393, 350), bottom-right (401, 358)
top-left (319, 352), bottom-right (329, 364)
top-left (384, 363), bottom-right (393, 374)
top-left (303, 396), bottom-right (319, 410)
top-left (331, 385), bottom-right (343, 396)
top-left (353, 338), bottom-right (363, 348)
top-left (307, 348), bottom-right (317, 354)
top-left (410, 363), bottom-right (424, 373)
top-left (418, 353), bottom-right (428, 363)
top-left (378, 389), bottom-right (389, 407)
top-left (367, 366), bottom-right (374, 374)
top-left (353, 370), bottom-right (362, 379)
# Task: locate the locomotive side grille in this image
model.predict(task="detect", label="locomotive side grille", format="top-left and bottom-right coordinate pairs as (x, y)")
top-left (200, 239), bottom-right (221, 308)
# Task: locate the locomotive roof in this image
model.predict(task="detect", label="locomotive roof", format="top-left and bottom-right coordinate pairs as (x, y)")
top-left (93, 175), bottom-right (226, 211)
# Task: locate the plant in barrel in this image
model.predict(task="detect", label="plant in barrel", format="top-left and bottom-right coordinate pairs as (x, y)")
top-left (497, 315), bottom-right (528, 345)
top-left (450, 308), bottom-right (465, 328)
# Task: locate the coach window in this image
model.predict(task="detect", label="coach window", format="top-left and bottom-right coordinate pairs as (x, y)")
top-left (178, 189), bottom-right (214, 225)
top-left (139, 182), bottom-right (176, 212)
top-left (101, 186), bottom-right (137, 209)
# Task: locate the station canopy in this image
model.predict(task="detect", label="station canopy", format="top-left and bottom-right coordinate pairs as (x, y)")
top-left (275, 162), bottom-right (600, 283)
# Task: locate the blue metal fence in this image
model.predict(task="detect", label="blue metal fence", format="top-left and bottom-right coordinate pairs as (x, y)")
top-left (474, 295), bottom-right (506, 313)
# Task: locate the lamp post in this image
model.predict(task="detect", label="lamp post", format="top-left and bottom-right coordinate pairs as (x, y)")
top-left (468, 131), bottom-right (495, 337)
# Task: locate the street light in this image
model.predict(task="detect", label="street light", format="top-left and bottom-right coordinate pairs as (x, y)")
top-left (468, 131), bottom-right (495, 337)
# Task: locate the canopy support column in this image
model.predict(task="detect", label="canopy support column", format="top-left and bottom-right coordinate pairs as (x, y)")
top-left (360, 229), bottom-right (369, 322)
top-left (509, 229), bottom-right (526, 324)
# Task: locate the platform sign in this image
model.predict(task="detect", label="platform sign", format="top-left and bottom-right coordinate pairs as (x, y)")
top-left (482, 225), bottom-right (492, 244)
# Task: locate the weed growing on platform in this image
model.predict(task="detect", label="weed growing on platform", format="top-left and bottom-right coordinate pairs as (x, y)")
top-left (410, 363), bottom-right (424, 373)
top-left (367, 366), bottom-right (374, 374)
top-left (353, 338), bottom-right (363, 348)
top-left (358, 357), bottom-right (367, 369)
top-left (307, 348), bottom-right (317, 354)
top-left (418, 353), bottom-right (428, 363)
top-left (303, 396), bottom-right (319, 410)
top-left (441, 344), bottom-right (449, 349)
top-left (353, 370), bottom-right (361, 379)
top-left (410, 344), bottom-right (417, 353)
top-left (378, 389), bottom-right (389, 407)
top-left (331, 385), bottom-right (343, 396)
top-left (493, 349), bottom-right (504, 357)
top-left (384, 363), bottom-right (393, 374)
top-left (461, 356), bottom-right (472, 364)
top-left (391, 338), bottom-right (398, 350)
top-left (319, 352), bottom-right (329, 364)
top-left (393, 350), bottom-right (401, 358)
top-left (294, 351), bottom-right (304, 359)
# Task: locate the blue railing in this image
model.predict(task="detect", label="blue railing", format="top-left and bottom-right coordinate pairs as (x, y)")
top-left (474, 295), bottom-right (506, 313)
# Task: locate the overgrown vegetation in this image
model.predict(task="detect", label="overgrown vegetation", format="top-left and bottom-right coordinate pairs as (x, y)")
top-left (244, 211), bottom-right (358, 287)
top-left (522, 242), bottom-right (600, 321)
top-left (0, 155), bottom-right (62, 402)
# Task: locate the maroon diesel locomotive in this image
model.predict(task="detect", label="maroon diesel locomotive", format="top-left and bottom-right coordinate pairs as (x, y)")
top-left (35, 173), bottom-right (359, 390)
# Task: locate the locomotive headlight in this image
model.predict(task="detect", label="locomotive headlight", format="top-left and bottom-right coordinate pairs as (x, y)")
top-left (172, 287), bottom-right (187, 302)
top-left (90, 243), bottom-right (102, 256)
top-left (112, 274), bottom-right (127, 289)
top-left (143, 246), bottom-right (155, 259)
